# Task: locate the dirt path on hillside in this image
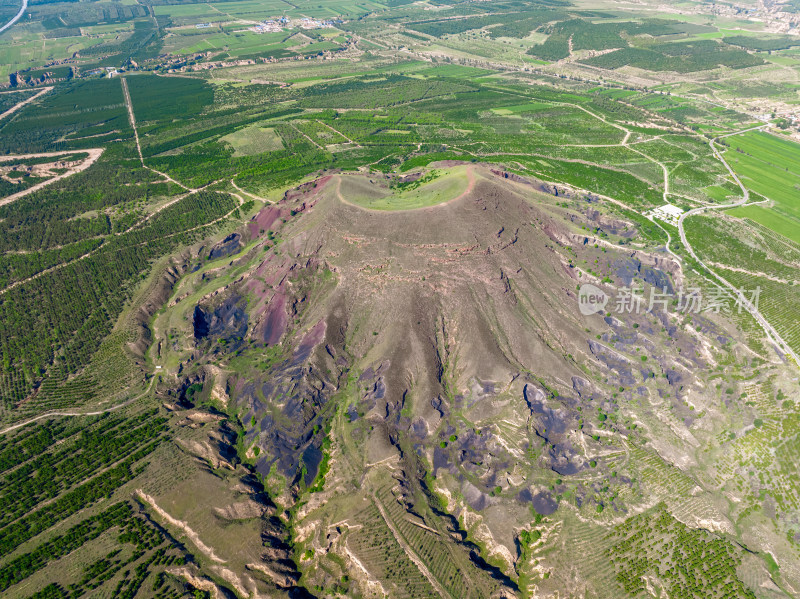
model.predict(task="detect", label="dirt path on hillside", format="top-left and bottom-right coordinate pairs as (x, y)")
top-left (0, 376), bottom-right (155, 435)
top-left (0, 182), bottom-right (238, 296)
top-left (317, 119), bottom-right (360, 146)
top-left (708, 262), bottom-right (798, 285)
top-left (372, 491), bottom-right (452, 599)
top-left (231, 179), bottom-right (274, 204)
top-left (136, 490), bottom-right (226, 563)
top-left (289, 122), bottom-right (324, 150)
top-left (454, 163), bottom-right (476, 202)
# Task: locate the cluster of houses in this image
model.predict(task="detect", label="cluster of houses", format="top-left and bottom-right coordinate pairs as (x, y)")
top-left (250, 16), bottom-right (339, 34)
top-left (250, 16), bottom-right (289, 33)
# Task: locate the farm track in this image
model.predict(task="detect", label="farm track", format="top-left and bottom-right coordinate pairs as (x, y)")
top-left (707, 262), bottom-right (798, 285)
top-left (231, 179), bottom-right (274, 204)
top-left (289, 121), bottom-right (324, 150)
top-left (0, 376), bottom-right (156, 435)
top-left (0, 246), bottom-right (98, 295)
top-left (0, 85), bottom-right (50, 120)
top-left (121, 76), bottom-right (192, 192)
top-left (0, 148), bottom-right (105, 207)
top-left (0, 181), bottom-right (233, 296)
top-left (316, 119), bottom-right (360, 146)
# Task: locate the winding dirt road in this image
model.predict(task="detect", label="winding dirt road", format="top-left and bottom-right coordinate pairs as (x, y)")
top-left (675, 126), bottom-right (798, 364)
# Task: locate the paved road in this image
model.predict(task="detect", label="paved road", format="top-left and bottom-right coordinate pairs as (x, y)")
top-left (676, 126), bottom-right (799, 366)
top-left (0, 0), bottom-right (27, 35)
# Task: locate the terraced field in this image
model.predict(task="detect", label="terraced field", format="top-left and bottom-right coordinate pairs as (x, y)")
top-left (346, 501), bottom-right (441, 599)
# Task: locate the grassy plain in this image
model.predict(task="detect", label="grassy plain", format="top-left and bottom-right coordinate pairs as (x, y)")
top-left (730, 204), bottom-right (800, 244)
top-left (338, 166), bottom-right (472, 211)
top-left (0, 37), bottom-right (104, 77)
top-left (221, 124), bottom-right (284, 156)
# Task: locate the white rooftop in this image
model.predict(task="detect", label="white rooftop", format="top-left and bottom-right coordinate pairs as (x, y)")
top-left (657, 204), bottom-right (684, 217)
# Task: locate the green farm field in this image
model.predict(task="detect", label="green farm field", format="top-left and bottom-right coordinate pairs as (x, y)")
top-left (154, 0), bottom-right (288, 21)
top-left (726, 131), bottom-right (800, 243)
top-left (174, 31), bottom-right (295, 57)
top-left (731, 204), bottom-right (800, 244)
top-left (0, 37), bottom-right (104, 78)
top-left (221, 124), bottom-right (284, 155)
top-left (154, 0), bottom-right (384, 22)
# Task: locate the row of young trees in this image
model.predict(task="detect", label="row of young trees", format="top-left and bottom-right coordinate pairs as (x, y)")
top-left (608, 503), bottom-right (756, 598)
top-left (0, 412), bottom-right (167, 528)
top-left (0, 188), bottom-right (235, 406)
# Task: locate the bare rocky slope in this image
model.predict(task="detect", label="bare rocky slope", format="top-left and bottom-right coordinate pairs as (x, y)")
top-left (148, 166), bottom-right (794, 597)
